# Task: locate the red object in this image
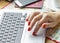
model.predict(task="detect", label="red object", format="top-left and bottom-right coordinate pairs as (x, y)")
top-left (28, 27), bottom-right (31, 31)
top-left (32, 32), bottom-right (37, 36)
top-left (28, 21), bottom-right (30, 26)
top-left (26, 18), bottom-right (28, 21)
top-left (42, 24), bottom-right (46, 29)
top-left (53, 40), bottom-right (59, 43)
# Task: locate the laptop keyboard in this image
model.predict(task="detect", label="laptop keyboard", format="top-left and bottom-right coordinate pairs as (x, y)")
top-left (0, 12), bottom-right (27, 43)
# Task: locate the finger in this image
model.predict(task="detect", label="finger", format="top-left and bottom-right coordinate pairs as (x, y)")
top-left (42, 22), bottom-right (58, 28)
top-left (28, 14), bottom-right (42, 31)
top-left (28, 12), bottom-right (40, 25)
top-left (32, 17), bottom-right (46, 35)
top-left (28, 12), bottom-right (40, 22)
top-left (26, 15), bottom-right (30, 21)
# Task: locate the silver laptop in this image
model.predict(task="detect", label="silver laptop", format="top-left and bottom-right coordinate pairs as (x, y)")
top-left (15, 0), bottom-right (39, 7)
top-left (0, 10), bottom-right (45, 43)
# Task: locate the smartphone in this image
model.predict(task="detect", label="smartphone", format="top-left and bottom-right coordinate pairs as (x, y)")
top-left (15, 0), bottom-right (39, 7)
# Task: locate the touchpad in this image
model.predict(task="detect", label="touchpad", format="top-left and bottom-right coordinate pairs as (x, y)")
top-left (21, 22), bottom-right (46, 43)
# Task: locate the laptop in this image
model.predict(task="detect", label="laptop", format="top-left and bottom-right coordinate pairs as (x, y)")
top-left (15, 0), bottom-right (39, 7)
top-left (0, 10), bottom-right (46, 43)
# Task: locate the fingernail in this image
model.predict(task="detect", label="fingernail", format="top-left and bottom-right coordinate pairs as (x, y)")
top-left (32, 32), bottom-right (37, 36)
top-left (28, 21), bottom-right (30, 26)
top-left (26, 18), bottom-right (28, 21)
top-left (42, 24), bottom-right (46, 29)
top-left (28, 27), bottom-right (31, 31)
top-left (53, 40), bottom-right (58, 43)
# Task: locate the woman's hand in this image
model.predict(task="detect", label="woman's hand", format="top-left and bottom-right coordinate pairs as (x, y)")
top-left (26, 11), bottom-right (60, 36)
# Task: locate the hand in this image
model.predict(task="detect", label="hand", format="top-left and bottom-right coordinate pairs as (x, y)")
top-left (26, 11), bottom-right (60, 36)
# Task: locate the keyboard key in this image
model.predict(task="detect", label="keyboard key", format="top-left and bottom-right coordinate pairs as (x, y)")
top-left (2, 39), bottom-right (6, 42)
top-left (0, 38), bottom-right (2, 41)
top-left (11, 41), bottom-right (14, 43)
top-left (21, 20), bottom-right (25, 23)
top-left (2, 41), bottom-right (6, 43)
